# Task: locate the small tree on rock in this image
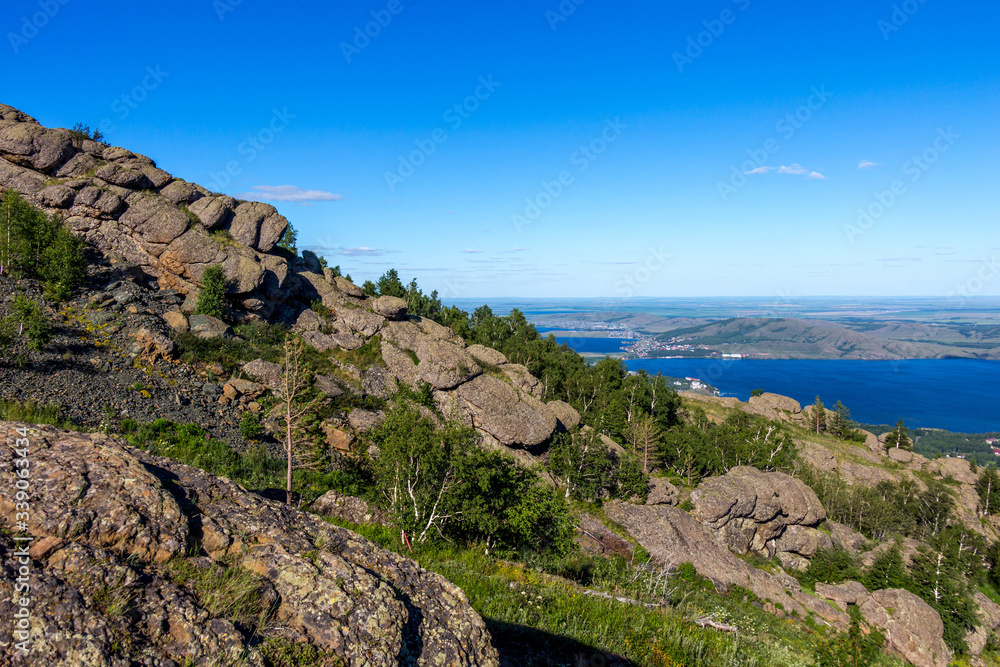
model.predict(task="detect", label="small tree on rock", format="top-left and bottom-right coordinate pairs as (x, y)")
top-left (883, 419), bottom-right (912, 451)
top-left (626, 412), bottom-right (660, 475)
top-left (280, 335), bottom-right (320, 505)
top-left (195, 264), bottom-right (228, 320)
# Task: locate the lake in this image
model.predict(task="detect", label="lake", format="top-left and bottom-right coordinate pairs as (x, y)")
top-left (616, 358), bottom-right (1000, 433)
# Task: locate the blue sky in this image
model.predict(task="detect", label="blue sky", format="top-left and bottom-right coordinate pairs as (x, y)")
top-left (3, 0), bottom-right (998, 299)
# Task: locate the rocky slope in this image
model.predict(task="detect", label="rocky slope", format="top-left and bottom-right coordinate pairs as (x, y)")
top-left (0, 422), bottom-right (499, 666)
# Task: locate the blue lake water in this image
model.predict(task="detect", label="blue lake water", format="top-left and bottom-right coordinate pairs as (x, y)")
top-left (552, 336), bottom-right (636, 355)
top-left (614, 358), bottom-right (1000, 433)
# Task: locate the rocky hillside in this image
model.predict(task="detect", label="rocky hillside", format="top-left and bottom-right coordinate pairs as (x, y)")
top-left (0, 423), bottom-right (498, 666)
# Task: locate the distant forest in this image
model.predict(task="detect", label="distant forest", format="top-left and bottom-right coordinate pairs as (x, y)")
top-left (863, 423), bottom-right (1000, 466)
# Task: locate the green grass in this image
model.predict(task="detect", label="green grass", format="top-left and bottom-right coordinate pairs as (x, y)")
top-left (173, 322), bottom-right (288, 374)
top-left (165, 556), bottom-right (274, 629)
top-left (0, 399), bottom-right (80, 430)
top-left (322, 517), bottom-right (903, 667)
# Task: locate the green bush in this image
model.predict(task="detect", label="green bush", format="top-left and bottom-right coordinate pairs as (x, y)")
top-left (0, 189), bottom-right (87, 301)
top-left (239, 412), bottom-right (262, 440)
top-left (8, 293), bottom-right (52, 350)
top-left (194, 264), bottom-right (228, 319)
top-left (797, 548), bottom-right (861, 590)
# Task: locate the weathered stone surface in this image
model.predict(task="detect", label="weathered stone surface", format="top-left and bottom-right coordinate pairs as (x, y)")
top-left (38, 183), bottom-right (76, 207)
top-left (691, 466), bottom-right (825, 556)
top-left (242, 359), bottom-right (284, 390)
top-left (335, 276), bottom-right (364, 297)
top-left (372, 295), bottom-right (408, 320)
top-left (501, 363), bottom-right (543, 398)
top-left (73, 185), bottom-right (126, 218)
top-left (0, 423), bottom-right (499, 667)
top-left (888, 447), bottom-right (913, 463)
top-left (321, 423), bottom-right (353, 452)
top-left (466, 344), bottom-right (508, 367)
top-left (221, 250), bottom-right (267, 294)
top-left (815, 580), bottom-right (870, 610)
top-left (163, 310), bottom-right (189, 332)
top-left (455, 375), bottom-right (557, 447)
top-left (416, 338), bottom-right (481, 390)
top-left (827, 521), bottom-right (867, 555)
top-left (382, 342), bottom-right (421, 387)
top-left (120, 194), bottom-right (190, 246)
top-left (860, 588), bottom-right (951, 667)
top-left (189, 313), bottom-right (234, 340)
top-left (774, 525), bottom-right (833, 557)
top-left (131, 327), bottom-right (175, 362)
top-left (292, 308), bottom-right (325, 333)
top-left (310, 491), bottom-right (386, 524)
top-left (748, 392), bottom-right (801, 413)
top-left (160, 179), bottom-right (205, 205)
top-left (925, 456), bottom-right (978, 485)
top-left (314, 374), bottom-right (346, 398)
top-left (547, 400), bottom-right (580, 432)
top-left (348, 409), bottom-right (385, 432)
top-left (95, 162), bottom-right (154, 190)
top-left (0, 154), bottom-right (46, 192)
top-left (0, 121), bottom-right (75, 171)
top-left (646, 477), bottom-right (679, 506)
top-left (341, 308), bottom-right (385, 338)
top-left (187, 194), bottom-right (235, 229)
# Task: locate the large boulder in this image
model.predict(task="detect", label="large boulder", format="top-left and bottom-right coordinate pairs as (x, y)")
top-left (466, 344), bottom-right (507, 367)
top-left (371, 296), bottom-right (408, 320)
top-left (0, 423), bottom-right (499, 667)
top-left (690, 466), bottom-right (825, 556)
top-left (189, 313), bottom-right (234, 340)
top-left (547, 400), bottom-right (580, 432)
top-left (228, 201), bottom-right (288, 252)
top-left (455, 375), bottom-right (558, 447)
top-left (242, 359), bottom-right (284, 389)
top-left (859, 589), bottom-right (951, 667)
top-left (416, 338), bottom-right (481, 390)
top-left (0, 121), bottom-right (75, 171)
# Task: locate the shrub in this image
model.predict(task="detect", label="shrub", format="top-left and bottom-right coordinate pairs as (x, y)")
top-left (240, 412), bottom-right (262, 440)
top-left (797, 548), bottom-right (861, 590)
top-left (194, 264), bottom-right (228, 319)
top-left (8, 293), bottom-right (52, 350)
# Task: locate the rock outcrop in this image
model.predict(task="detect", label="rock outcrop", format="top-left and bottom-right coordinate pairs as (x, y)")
top-left (0, 105), bottom-right (296, 312)
top-left (690, 466), bottom-right (826, 558)
top-left (0, 422), bottom-right (499, 666)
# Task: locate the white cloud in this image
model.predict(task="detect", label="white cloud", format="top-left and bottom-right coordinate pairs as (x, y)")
top-left (778, 164), bottom-right (809, 175)
top-left (236, 185), bottom-right (343, 203)
top-left (806, 171), bottom-right (826, 180)
top-left (301, 246), bottom-right (398, 257)
top-left (462, 249), bottom-right (483, 254)
top-left (744, 166), bottom-right (775, 175)
top-left (857, 160), bottom-right (879, 169)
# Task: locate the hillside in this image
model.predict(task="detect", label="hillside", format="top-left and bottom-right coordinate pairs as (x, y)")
top-left (5, 103), bottom-right (1000, 667)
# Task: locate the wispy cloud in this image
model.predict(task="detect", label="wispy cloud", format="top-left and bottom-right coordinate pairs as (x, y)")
top-left (746, 164), bottom-right (825, 180)
top-left (302, 245), bottom-right (399, 257)
top-left (510, 247), bottom-right (527, 252)
top-left (237, 185), bottom-right (343, 203)
top-left (857, 159), bottom-right (879, 170)
top-left (778, 164), bottom-right (809, 175)
top-left (462, 249), bottom-right (483, 254)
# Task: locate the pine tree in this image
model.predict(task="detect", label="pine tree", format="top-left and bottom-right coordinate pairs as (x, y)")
top-left (977, 468), bottom-right (1000, 515)
top-left (810, 396), bottom-right (826, 435)
top-left (626, 412), bottom-right (660, 474)
top-left (863, 545), bottom-right (910, 591)
top-left (280, 335), bottom-right (321, 505)
top-left (883, 419), bottom-right (912, 451)
top-left (909, 546), bottom-right (976, 654)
